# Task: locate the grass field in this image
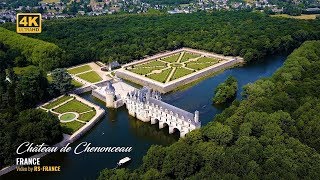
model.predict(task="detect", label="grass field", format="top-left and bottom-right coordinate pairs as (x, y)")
top-left (78, 111), bottom-right (96, 122)
top-left (77, 71), bottom-right (102, 83)
top-left (271, 14), bottom-right (319, 20)
top-left (54, 99), bottom-right (93, 113)
top-left (161, 53), bottom-right (181, 63)
top-left (147, 69), bottom-right (172, 83)
top-left (43, 96), bottom-right (73, 109)
top-left (170, 68), bottom-right (194, 81)
top-left (61, 121), bottom-right (84, 134)
top-left (68, 65), bottom-right (92, 74)
top-left (180, 52), bottom-right (201, 62)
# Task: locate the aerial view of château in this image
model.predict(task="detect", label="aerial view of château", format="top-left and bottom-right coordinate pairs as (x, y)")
top-left (0, 0), bottom-right (320, 179)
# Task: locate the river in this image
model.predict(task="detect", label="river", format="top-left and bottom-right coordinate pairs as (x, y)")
top-left (2, 54), bottom-right (286, 180)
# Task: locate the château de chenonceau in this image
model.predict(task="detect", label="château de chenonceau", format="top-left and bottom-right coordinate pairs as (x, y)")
top-left (92, 80), bottom-right (201, 138)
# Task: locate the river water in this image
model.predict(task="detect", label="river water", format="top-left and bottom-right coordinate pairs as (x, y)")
top-left (2, 54), bottom-right (286, 180)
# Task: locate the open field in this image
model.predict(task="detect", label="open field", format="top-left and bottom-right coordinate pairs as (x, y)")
top-left (43, 96), bottom-right (73, 109)
top-left (77, 71), bottom-right (102, 83)
top-left (61, 120), bottom-right (84, 134)
top-left (54, 99), bottom-right (93, 113)
top-left (68, 65), bottom-right (92, 74)
top-left (271, 14), bottom-right (319, 20)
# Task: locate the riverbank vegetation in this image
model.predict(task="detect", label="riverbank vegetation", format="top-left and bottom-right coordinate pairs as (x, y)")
top-left (213, 76), bottom-right (238, 104)
top-left (98, 41), bottom-right (320, 179)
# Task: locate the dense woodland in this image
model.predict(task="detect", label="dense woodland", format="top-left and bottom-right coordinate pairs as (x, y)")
top-left (0, 38), bottom-right (72, 167)
top-left (0, 64), bottom-right (63, 168)
top-left (2, 12), bottom-right (320, 68)
top-left (0, 28), bottom-right (65, 71)
top-left (98, 41), bottom-right (320, 179)
top-left (213, 76), bottom-right (238, 104)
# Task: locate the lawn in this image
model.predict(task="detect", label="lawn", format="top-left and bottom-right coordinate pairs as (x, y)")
top-left (77, 71), bottom-right (102, 83)
top-left (271, 14), bottom-right (318, 20)
top-left (78, 111), bottom-right (96, 122)
top-left (147, 69), bottom-right (172, 83)
top-left (161, 53), bottom-right (181, 63)
top-left (196, 57), bottom-right (220, 63)
top-left (43, 96), bottom-right (73, 109)
top-left (60, 121), bottom-right (84, 134)
top-left (54, 99), bottom-right (93, 113)
top-left (13, 65), bottom-right (36, 75)
top-left (68, 65), bottom-right (92, 74)
top-left (180, 52), bottom-right (201, 62)
top-left (137, 60), bottom-right (167, 67)
top-left (72, 79), bottom-right (83, 88)
top-left (170, 68), bottom-right (194, 81)
top-left (186, 63), bottom-right (214, 70)
top-left (129, 66), bottom-right (163, 75)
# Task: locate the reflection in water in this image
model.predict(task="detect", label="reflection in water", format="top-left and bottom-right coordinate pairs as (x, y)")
top-left (128, 115), bottom-right (179, 144)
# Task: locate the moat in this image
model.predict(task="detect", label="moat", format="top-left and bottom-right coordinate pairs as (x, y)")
top-left (3, 54), bottom-right (286, 180)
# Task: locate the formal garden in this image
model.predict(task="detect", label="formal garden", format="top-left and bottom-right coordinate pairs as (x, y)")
top-left (41, 95), bottom-right (97, 135)
top-left (126, 51), bottom-right (222, 83)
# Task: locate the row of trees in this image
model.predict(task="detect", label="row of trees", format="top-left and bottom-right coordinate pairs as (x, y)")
top-left (0, 27), bottom-right (66, 71)
top-left (213, 76), bottom-right (238, 104)
top-left (98, 41), bottom-right (320, 179)
top-left (2, 11), bottom-right (319, 67)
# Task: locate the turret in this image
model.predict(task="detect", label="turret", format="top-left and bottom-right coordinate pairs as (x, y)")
top-left (194, 111), bottom-right (199, 123)
top-left (105, 81), bottom-right (115, 108)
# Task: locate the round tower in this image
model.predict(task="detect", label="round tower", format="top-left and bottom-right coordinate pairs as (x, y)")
top-left (194, 111), bottom-right (200, 123)
top-left (105, 82), bottom-right (115, 108)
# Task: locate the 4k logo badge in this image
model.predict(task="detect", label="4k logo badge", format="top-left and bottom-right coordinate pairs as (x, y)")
top-left (16, 13), bottom-right (42, 33)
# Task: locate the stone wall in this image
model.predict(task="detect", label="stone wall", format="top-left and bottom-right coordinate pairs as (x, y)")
top-left (116, 57), bottom-right (242, 93)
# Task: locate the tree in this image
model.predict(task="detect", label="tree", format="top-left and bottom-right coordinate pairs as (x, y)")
top-left (213, 76), bottom-right (238, 104)
top-left (50, 68), bottom-right (74, 95)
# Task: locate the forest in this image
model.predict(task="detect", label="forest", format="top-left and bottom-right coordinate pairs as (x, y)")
top-left (98, 41), bottom-right (320, 179)
top-left (2, 11), bottom-right (320, 68)
top-left (0, 40), bottom-right (73, 168)
top-left (0, 64), bottom-right (63, 168)
top-left (0, 27), bottom-right (65, 71)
